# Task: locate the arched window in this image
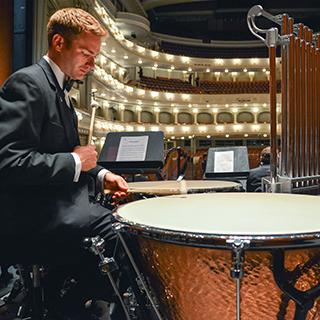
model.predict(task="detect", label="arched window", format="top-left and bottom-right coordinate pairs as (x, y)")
top-left (141, 111), bottom-right (153, 123)
top-left (237, 112), bottom-right (254, 123)
top-left (257, 112), bottom-right (270, 123)
top-left (178, 112), bottom-right (192, 124)
top-left (197, 112), bottom-right (212, 124)
top-left (217, 112), bottom-right (233, 124)
top-left (124, 109), bottom-right (135, 122)
top-left (159, 112), bottom-right (172, 124)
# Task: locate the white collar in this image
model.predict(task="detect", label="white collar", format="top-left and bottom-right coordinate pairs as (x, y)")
top-left (43, 55), bottom-right (66, 90)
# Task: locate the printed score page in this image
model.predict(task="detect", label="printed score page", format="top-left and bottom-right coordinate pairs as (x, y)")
top-left (116, 136), bottom-right (149, 161)
top-left (214, 150), bottom-right (234, 172)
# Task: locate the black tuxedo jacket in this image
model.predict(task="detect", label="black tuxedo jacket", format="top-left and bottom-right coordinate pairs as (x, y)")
top-left (0, 59), bottom-right (105, 261)
top-left (246, 164), bottom-right (270, 192)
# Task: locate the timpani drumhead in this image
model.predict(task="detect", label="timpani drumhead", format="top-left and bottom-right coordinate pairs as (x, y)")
top-left (127, 180), bottom-right (240, 195)
top-left (115, 193), bottom-right (320, 240)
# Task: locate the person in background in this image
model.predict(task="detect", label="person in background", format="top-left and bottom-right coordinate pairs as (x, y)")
top-left (195, 76), bottom-right (200, 87)
top-left (246, 146), bottom-right (271, 192)
top-left (201, 153), bottom-right (208, 176)
top-left (138, 66), bottom-right (143, 79)
top-left (0, 7), bottom-right (128, 318)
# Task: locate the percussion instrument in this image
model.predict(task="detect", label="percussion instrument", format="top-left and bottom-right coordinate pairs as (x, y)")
top-left (114, 180), bottom-right (242, 203)
top-left (113, 193), bottom-right (320, 320)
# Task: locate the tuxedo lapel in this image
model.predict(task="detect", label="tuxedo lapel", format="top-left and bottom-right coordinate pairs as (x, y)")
top-left (69, 97), bottom-right (79, 131)
top-left (56, 94), bottom-right (80, 147)
top-left (38, 58), bottom-right (80, 148)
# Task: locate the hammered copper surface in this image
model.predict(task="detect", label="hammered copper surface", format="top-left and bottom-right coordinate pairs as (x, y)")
top-left (135, 238), bottom-right (320, 320)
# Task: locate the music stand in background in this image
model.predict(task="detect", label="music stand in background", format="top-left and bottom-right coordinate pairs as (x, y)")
top-left (98, 131), bottom-right (164, 180)
top-left (204, 146), bottom-right (249, 188)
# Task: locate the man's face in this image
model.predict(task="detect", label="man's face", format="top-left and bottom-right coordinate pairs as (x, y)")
top-left (60, 31), bottom-right (101, 80)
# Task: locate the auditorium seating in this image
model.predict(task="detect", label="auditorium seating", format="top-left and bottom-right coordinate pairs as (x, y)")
top-left (135, 76), bottom-right (201, 93)
top-left (160, 41), bottom-right (280, 59)
top-left (200, 80), bottom-right (281, 94)
top-left (133, 76), bottom-right (281, 94)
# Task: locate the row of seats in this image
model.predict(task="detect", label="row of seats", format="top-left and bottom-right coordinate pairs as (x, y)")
top-left (200, 80), bottom-right (281, 94)
top-left (160, 41), bottom-right (281, 59)
top-left (134, 76), bottom-right (281, 94)
top-left (136, 76), bottom-right (200, 93)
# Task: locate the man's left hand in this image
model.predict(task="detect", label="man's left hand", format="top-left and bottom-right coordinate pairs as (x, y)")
top-left (104, 172), bottom-right (128, 199)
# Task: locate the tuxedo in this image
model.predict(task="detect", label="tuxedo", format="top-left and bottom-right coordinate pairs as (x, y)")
top-left (246, 164), bottom-right (270, 192)
top-left (0, 58), bottom-right (112, 263)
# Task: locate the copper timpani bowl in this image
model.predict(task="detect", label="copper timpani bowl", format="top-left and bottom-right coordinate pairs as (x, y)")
top-left (114, 193), bottom-right (320, 320)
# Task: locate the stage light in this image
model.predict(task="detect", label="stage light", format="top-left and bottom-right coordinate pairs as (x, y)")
top-left (215, 59), bottom-right (224, 65)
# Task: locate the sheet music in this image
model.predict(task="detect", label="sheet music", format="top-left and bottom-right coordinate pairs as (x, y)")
top-left (214, 150), bottom-right (234, 172)
top-left (116, 136), bottom-right (149, 161)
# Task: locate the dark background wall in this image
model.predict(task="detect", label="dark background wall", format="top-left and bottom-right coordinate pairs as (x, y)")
top-left (0, 0), bottom-right (13, 85)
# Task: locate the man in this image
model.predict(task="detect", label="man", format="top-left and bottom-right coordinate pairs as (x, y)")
top-left (246, 147), bottom-right (271, 192)
top-left (0, 7), bottom-right (128, 316)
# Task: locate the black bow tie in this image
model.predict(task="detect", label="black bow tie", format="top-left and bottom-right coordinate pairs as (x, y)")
top-left (63, 78), bottom-right (75, 92)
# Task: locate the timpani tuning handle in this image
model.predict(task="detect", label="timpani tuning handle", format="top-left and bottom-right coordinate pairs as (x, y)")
top-left (83, 236), bottom-right (105, 256)
top-left (227, 239), bottom-right (250, 280)
top-left (226, 239), bottom-right (250, 320)
top-left (83, 237), bottom-right (93, 250)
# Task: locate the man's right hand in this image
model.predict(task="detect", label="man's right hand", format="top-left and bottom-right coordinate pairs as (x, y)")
top-left (73, 145), bottom-right (97, 172)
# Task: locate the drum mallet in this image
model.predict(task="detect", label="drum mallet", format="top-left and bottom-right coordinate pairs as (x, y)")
top-left (88, 99), bottom-right (100, 145)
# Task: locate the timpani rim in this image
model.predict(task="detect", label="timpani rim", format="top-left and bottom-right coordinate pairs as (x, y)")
top-left (113, 193), bottom-right (320, 249)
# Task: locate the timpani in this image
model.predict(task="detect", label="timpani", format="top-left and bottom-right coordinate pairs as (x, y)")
top-left (114, 193), bottom-right (320, 320)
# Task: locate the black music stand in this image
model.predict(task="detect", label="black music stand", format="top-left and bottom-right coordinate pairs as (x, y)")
top-left (98, 131), bottom-right (164, 179)
top-left (204, 146), bottom-right (249, 188)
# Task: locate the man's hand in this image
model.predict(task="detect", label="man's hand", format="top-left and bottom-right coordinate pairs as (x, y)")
top-left (73, 145), bottom-right (97, 172)
top-left (104, 172), bottom-right (128, 200)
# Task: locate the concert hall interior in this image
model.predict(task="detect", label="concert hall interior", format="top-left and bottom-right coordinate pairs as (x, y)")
top-left (1, 0), bottom-right (320, 319)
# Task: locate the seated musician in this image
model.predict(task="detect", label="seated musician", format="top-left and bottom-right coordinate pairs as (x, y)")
top-left (246, 147), bottom-right (271, 192)
top-left (0, 8), bottom-right (128, 318)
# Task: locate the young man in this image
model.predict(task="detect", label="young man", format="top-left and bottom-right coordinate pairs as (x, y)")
top-left (0, 7), bottom-right (128, 316)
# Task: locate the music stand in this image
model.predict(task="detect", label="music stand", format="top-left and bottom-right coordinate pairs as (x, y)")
top-left (98, 131), bottom-right (164, 178)
top-left (204, 146), bottom-right (249, 187)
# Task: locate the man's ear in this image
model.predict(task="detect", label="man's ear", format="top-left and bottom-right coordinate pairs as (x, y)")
top-left (51, 34), bottom-right (64, 52)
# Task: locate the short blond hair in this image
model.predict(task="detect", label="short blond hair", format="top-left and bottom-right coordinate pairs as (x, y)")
top-left (47, 8), bottom-right (107, 47)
